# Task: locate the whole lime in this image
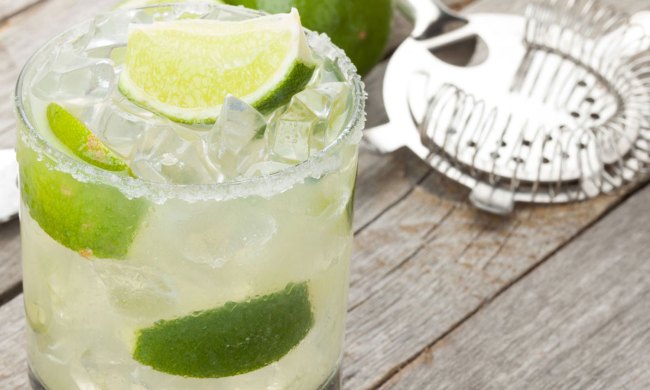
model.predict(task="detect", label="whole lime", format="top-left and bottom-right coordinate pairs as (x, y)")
top-left (225, 0), bottom-right (393, 75)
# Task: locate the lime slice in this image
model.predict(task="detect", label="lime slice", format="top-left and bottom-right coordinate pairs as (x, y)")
top-left (47, 103), bottom-right (129, 173)
top-left (18, 144), bottom-right (149, 259)
top-left (133, 283), bottom-right (313, 378)
top-left (118, 9), bottom-right (316, 124)
top-left (226, 0), bottom-right (392, 75)
top-left (17, 105), bottom-right (148, 259)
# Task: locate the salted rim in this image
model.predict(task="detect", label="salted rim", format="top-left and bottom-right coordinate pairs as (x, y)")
top-left (14, 3), bottom-right (366, 204)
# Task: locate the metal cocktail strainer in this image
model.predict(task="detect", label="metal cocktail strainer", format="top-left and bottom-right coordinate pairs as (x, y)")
top-left (367, 0), bottom-right (650, 214)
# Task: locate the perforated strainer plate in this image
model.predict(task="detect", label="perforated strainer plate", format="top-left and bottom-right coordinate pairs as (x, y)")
top-left (367, 0), bottom-right (650, 214)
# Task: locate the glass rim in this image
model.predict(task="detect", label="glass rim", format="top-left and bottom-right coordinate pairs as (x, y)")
top-left (14, 3), bottom-right (366, 204)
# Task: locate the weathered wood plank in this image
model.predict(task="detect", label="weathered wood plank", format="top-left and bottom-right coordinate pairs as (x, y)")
top-left (341, 0), bottom-right (648, 386)
top-left (342, 175), bottom-right (635, 389)
top-left (0, 219), bottom-right (21, 304)
top-left (381, 186), bottom-right (650, 390)
top-left (0, 295), bottom-right (28, 390)
top-left (0, 0), bottom-right (43, 22)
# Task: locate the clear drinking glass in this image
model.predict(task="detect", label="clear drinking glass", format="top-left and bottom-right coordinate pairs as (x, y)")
top-left (14, 4), bottom-right (365, 389)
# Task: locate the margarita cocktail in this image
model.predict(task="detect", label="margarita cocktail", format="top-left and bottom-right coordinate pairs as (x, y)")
top-left (15, 4), bottom-right (365, 389)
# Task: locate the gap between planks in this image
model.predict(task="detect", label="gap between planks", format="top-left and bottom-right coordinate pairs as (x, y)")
top-left (371, 181), bottom-right (650, 390)
top-left (0, 0), bottom-right (45, 25)
top-left (380, 184), bottom-right (650, 390)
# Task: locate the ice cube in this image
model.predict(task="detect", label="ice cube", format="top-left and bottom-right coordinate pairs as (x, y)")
top-left (95, 109), bottom-right (146, 158)
top-left (296, 82), bottom-right (351, 150)
top-left (93, 261), bottom-right (176, 317)
top-left (81, 348), bottom-right (151, 390)
top-left (244, 161), bottom-right (292, 177)
top-left (180, 206), bottom-right (278, 268)
top-left (32, 54), bottom-right (116, 104)
top-left (266, 81), bottom-right (351, 163)
top-left (130, 123), bottom-right (223, 184)
top-left (209, 95), bottom-right (267, 158)
top-left (85, 44), bottom-right (126, 63)
top-left (235, 138), bottom-right (268, 176)
top-left (175, 2), bottom-right (221, 20)
top-left (296, 82), bottom-right (350, 119)
top-left (62, 102), bottom-right (108, 132)
top-left (81, 9), bottom-right (152, 60)
top-left (87, 11), bottom-right (151, 51)
top-left (266, 100), bottom-right (319, 163)
top-left (311, 57), bottom-right (345, 85)
top-left (93, 97), bottom-right (157, 158)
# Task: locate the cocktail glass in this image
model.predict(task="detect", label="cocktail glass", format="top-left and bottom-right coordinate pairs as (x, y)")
top-left (14, 4), bottom-right (365, 389)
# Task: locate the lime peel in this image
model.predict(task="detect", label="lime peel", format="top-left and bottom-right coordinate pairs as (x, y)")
top-left (133, 283), bottom-right (314, 378)
top-left (119, 9), bottom-right (316, 124)
top-left (47, 103), bottom-right (129, 173)
top-left (17, 144), bottom-right (149, 260)
top-left (17, 104), bottom-right (148, 259)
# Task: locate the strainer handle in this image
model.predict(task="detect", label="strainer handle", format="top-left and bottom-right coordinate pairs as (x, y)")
top-left (396, 0), bottom-right (468, 40)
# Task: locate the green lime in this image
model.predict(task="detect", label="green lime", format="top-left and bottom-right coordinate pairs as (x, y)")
top-left (225, 0), bottom-right (392, 75)
top-left (118, 10), bottom-right (316, 124)
top-left (17, 145), bottom-right (148, 259)
top-left (133, 283), bottom-right (313, 378)
top-left (17, 105), bottom-right (148, 259)
top-left (47, 103), bottom-right (129, 173)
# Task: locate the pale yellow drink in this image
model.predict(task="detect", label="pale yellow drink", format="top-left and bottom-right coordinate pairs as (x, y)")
top-left (15, 4), bottom-right (365, 389)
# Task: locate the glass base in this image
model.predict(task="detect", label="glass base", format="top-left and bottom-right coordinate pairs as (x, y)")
top-left (30, 366), bottom-right (341, 390)
top-left (320, 367), bottom-right (341, 390)
top-left (28, 367), bottom-right (46, 390)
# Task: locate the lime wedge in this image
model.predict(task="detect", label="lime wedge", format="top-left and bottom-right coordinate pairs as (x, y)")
top-left (118, 9), bottom-right (315, 124)
top-left (47, 103), bottom-right (129, 173)
top-left (17, 105), bottom-right (147, 259)
top-left (18, 145), bottom-right (149, 259)
top-left (133, 283), bottom-right (314, 378)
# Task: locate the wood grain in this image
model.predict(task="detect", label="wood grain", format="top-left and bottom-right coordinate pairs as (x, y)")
top-left (381, 186), bottom-right (650, 390)
top-left (0, 0), bottom-right (43, 22)
top-left (342, 176), bottom-right (634, 389)
top-left (0, 219), bottom-right (21, 304)
top-left (0, 295), bottom-right (28, 390)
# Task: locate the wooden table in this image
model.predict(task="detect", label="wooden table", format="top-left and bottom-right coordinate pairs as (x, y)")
top-left (1, 0), bottom-right (649, 389)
